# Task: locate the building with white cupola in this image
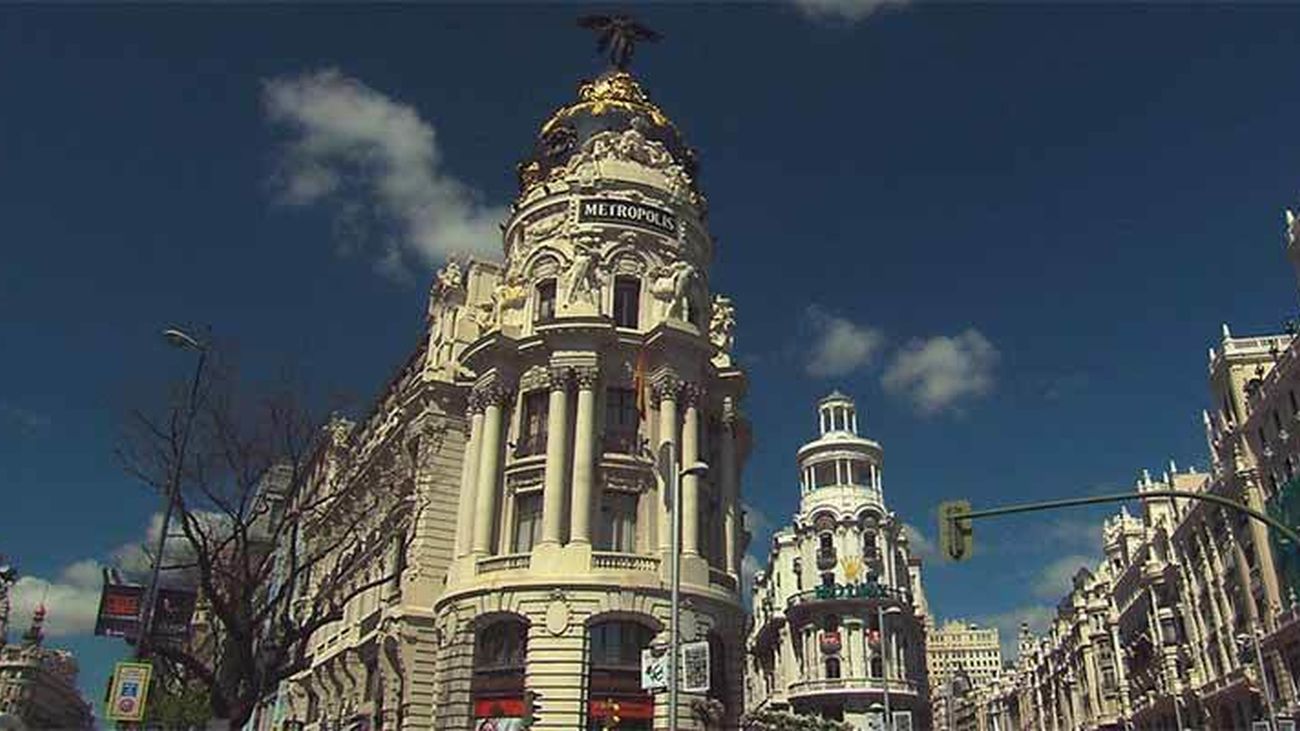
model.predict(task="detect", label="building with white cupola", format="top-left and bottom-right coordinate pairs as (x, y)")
top-left (747, 392), bottom-right (932, 731)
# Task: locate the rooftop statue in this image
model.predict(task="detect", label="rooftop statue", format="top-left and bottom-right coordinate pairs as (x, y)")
top-left (577, 15), bottom-right (662, 71)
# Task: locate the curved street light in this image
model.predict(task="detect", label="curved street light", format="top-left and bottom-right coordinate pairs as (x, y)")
top-left (668, 458), bottom-right (709, 731)
top-left (137, 326), bottom-right (208, 661)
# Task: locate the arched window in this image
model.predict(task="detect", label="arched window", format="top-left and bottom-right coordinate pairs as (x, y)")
top-left (472, 617), bottom-right (528, 723)
top-left (535, 279), bottom-right (557, 323)
top-left (588, 619), bottom-right (656, 731)
top-left (819, 533), bottom-right (834, 552)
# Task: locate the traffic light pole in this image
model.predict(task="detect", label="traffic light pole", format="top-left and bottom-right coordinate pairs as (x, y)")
top-left (950, 489), bottom-right (1300, 549)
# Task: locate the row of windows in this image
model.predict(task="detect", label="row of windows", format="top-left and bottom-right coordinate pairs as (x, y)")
top-left (531, 275), bottom-right (706, 331)
top-left (518, 387), bottom-right (642, 458)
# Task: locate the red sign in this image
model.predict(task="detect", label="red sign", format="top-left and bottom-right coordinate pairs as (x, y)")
top-left (474, 698), bottom-right (524, 718)
top-left (589, 698), bottom-right (653, 720)
top-left (95, 583), bottom-right (143, 638)
top-left (821, 631), bottom-right (842, 654)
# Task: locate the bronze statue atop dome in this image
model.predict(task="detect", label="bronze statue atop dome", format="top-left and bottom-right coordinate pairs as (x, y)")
top-left (577, 15), bottom-right (661, 71)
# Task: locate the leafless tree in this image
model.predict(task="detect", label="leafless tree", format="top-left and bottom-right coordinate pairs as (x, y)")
top-left (118, 354), bottom-right (422, 726)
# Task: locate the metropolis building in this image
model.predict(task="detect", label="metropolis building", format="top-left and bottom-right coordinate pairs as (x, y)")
top-left (747, 393), bottom-right (932, 730)
top-left (270, 38), bottom-right (752, 731)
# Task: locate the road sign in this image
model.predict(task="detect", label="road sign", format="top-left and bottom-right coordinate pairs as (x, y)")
top-left (106, 661), bottom-right (152, 722)
top-left (681, 640), bottom-right (710, 693)
top-left (641, 648), bottom-right (667, 690)
top-left (938, 500), bottom-right (974, 561)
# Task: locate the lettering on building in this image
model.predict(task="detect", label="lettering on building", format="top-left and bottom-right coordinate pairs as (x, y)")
top-left (578, 198), bottom-right (678, 236)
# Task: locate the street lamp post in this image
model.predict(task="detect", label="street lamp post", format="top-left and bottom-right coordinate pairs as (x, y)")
top-left (667, 439), bottom-right (707, 731)
top-left (136, 327), bottom-right (207, 661)
top-left (1241, 627), bottom-right (1280, 730)
top-left (878, 602), bottom-right (902, 731)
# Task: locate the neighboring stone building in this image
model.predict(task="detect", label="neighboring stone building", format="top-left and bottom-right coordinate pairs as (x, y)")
top-left (927, 620), bottom-right (1001, 731)
top-left (271, 42), bottom-right (753, 731)
top-left (0, 605), bottom-right (93, 729)
top-left (747, 392), bottom-right (931, 730)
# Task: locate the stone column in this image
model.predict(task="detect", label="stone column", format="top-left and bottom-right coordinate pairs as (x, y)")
top-left (540, 368), bottom-right (571, 547)
top-left (569, 366), bottom-right (599, 545)
top-left (655, 374), bottom-right (680, 555)
top-left (1244, 476), bottom-right (1284, 626)
top-left (472, 384), bottom-right (509, 556)
top-left (454, 393), bottom-right (484, 558)
top-left (681, 383), bottom-right (704, 557)
top-left (721, 399), bottom-right (741, 577)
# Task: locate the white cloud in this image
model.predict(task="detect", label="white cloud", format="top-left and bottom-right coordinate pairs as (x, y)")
top-left (792, 0), bottom-right (910, 22)
top-left (970, 604), bottom-right (1057, 662)
top-left (804, 306), bottom-right (885, 377)
top-left (263, 68), bottom-right (505, 279)
top-left (8, 560), bottom-right (103, 638)
top-left (903, 522), bottom-right (940, 563)
top-left (881, 328), bottom-right (999, 414)
top-left (1031, 553), bottom-right (1095, 600)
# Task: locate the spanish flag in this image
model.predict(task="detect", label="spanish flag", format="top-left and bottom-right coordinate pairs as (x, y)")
top-left (633, 347), bottom-right (649, 421)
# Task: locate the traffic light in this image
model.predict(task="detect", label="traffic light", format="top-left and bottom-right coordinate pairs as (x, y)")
top-left (938, 500), bottom-right (974, 561)
top-left (605, 698), bottom-right (622, 730)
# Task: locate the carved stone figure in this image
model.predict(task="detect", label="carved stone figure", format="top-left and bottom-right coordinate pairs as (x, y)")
top-left (651, 260), bottom-right (695, 319)
top-left (435, 260), bottom-right (463, 294)
top-left (1288, 208), bottom-right (1298, 247)
top-left (709, 295), bottom-right (735, 353)
top-left (565, 236), bottom-right (603, 305)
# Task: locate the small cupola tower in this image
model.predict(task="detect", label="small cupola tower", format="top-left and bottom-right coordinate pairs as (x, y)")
top-left (818, 390), bottom-right (859, 436)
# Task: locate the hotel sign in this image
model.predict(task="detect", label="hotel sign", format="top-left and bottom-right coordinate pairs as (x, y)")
top-left (578, 198), bottom-right (678, 236)
top-left (814, 580), bottom-right (895, 601)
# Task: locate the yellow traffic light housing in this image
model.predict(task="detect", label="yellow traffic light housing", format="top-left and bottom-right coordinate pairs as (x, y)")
top-left (938, 500), bottom-right (974, 561)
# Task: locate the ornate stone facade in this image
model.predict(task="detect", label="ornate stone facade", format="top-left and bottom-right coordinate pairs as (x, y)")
top-left (267, 57), bottom-right (751, 730)
top-left (0, 606), bottom-right (92, 729)
top-left (747, 393), bottom-right (932, 730)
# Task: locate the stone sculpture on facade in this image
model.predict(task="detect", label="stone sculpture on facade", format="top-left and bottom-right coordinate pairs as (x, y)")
top-left (709, 295), bottom-right (735, 367)
top-left (651, 260), bottom-right (696, 320)
top-left (564, 235), bottom-right (603, 306)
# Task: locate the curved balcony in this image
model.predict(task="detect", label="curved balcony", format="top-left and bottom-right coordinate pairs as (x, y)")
top-left (477, 554), bottom-right (531, 574)
top-left (591, 551), bottom-right (661, 573)
top-left (709, 567), bottom-right (738, 593)
top-left (788, 677), bottom-right (921, 700)
top-left (785, 583), bottom-right (911, 626)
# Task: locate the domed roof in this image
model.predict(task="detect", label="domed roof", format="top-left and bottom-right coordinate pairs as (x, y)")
top-left (517, 70), bottom-right (699, 194)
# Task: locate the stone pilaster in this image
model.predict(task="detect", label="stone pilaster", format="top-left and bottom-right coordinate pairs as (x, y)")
top-left (653, 372), bottom-right (682, 556)
top-left (680, 382), bottom-right (704, 557)
top-left (455, 392), bottom-right (485, 559)
top-left (569, 366), bottom-right (599, 545)
top-left (540, 367), bottom-right (572, 547)
top-left (472, 383), bottom-right (512, 556)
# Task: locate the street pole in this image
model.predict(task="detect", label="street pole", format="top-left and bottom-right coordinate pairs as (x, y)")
top-left (667, 447), bottom-right (707, 731)
top-left (669, 441), bottom-right (681, 731)
top-left (878, 602), bottom-right (891, 731)
top-left (1252, 626), bottom-right (1279, 730)
top-left (136, 328), bottom-right (206, 661)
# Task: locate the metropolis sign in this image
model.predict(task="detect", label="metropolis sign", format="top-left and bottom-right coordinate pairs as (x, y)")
top-left (578, 198), bottom-right (678, 236)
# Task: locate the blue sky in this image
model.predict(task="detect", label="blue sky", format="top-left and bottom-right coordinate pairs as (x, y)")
top-left (4, 0), bottom-right (1300, 713)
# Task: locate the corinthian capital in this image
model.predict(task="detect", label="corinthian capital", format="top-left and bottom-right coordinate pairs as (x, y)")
top-left (473, 382), bottom-right (514, 408)
top-left (651, 371), bottom-right (683, 404)
top-left (573, 366), bottom-right (601, 391)
top-left (466, 389), bottom-right (485, 416)
top-left (547, 366), bottom-right (573, 392)
top-left (680, 383), bottom-right (706, 408)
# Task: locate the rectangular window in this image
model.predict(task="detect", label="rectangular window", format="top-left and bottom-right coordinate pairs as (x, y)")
top-left (603, 387), bottom-right (639, 454)
top-left (598, 492), bottom-right (638, 552)
top-left (518, 391), bottom-right (549, 456)
top-left (513, 493), bottom-right (543, 553)
top-left (613, 276), bottom-right (640, 329)
top-left (535, 279), bottom-right (557, 323)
